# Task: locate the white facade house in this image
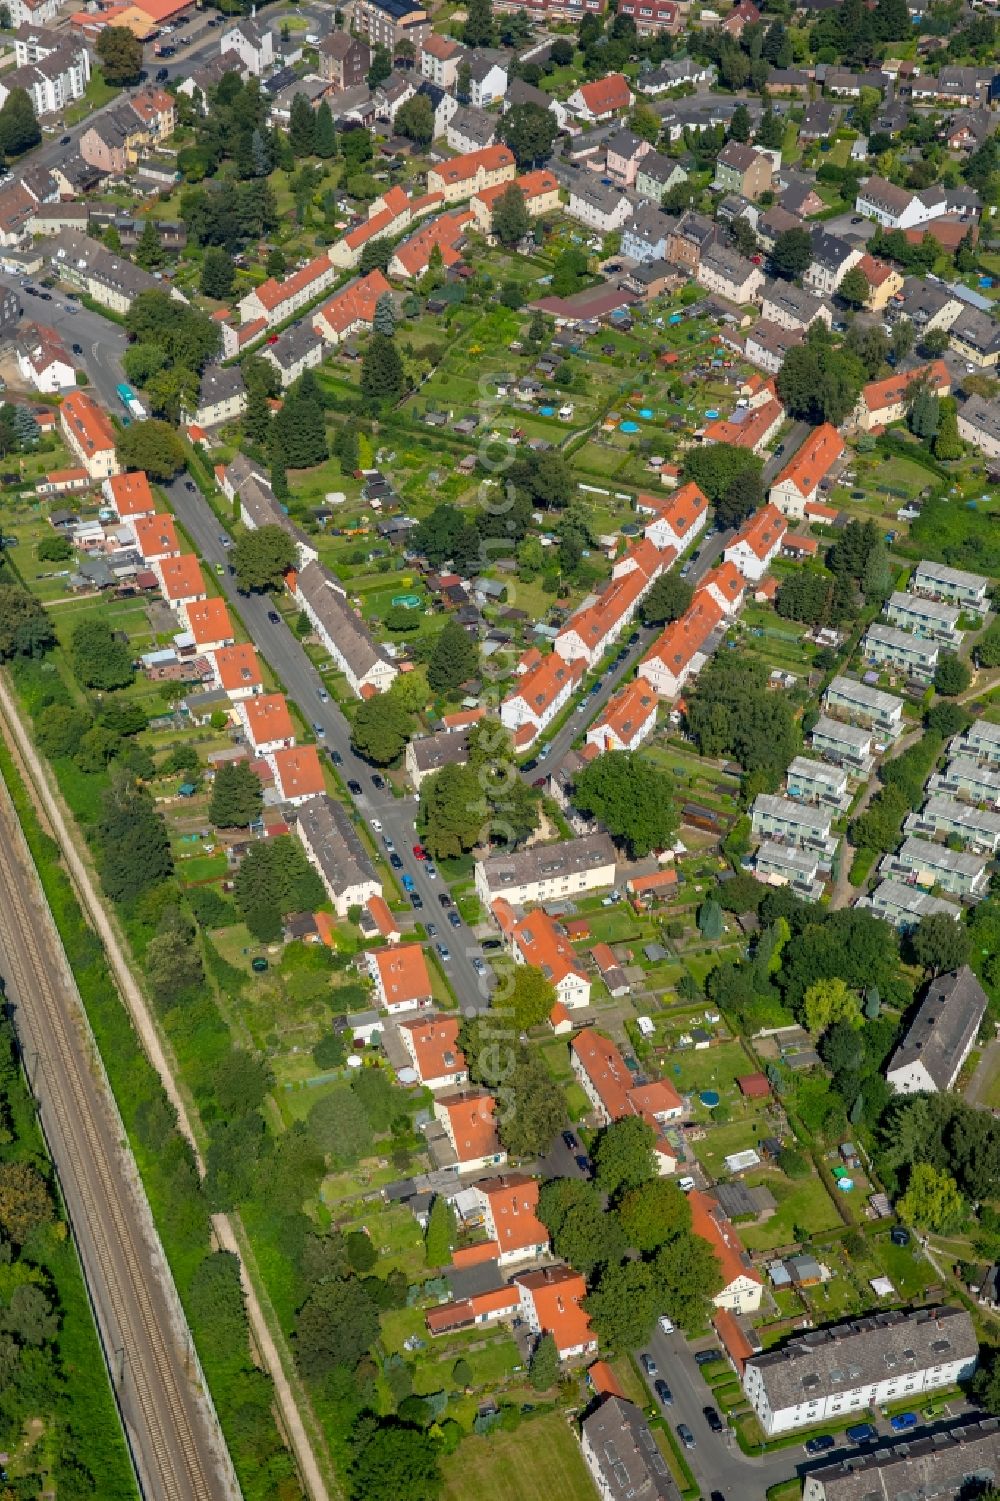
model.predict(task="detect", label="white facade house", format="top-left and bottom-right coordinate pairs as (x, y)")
top-left (220, 18), bottom-right (275, 76)
top-left (743, 1307), bottom-right (977, 1437)
top-left (295, 794), bottom-right (381, 918)
top-left (723, 504), bottom-right (787, 582)
top-left (885, 966), bottom-right (988, 1094)
top-left (912, 559), bottom-right (989, 614)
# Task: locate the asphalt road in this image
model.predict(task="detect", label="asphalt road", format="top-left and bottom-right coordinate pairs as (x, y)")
top-left (165, 475), bottom-right (497, 1014)
top-left (14, 288), bottom-right (128, 410)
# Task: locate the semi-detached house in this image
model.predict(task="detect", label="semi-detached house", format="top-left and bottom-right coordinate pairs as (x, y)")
top-left (130, 513), bottom-right (179, 564)
top-left (567, 73), bottom-right (632, 122)
top-left (476, 1175), bottom-right (549, 1266)
top-left (296, 793), bottom-right (381, 917)
top-left (493, 900), bottom-right (591, 1012)
top-left (500, 649), bottom-right (583, 747)
top-left (398, 1016), bottom-right (467, 1091)
top-left (586, 679), bottom-right (658, 753)
top-left (270, 745), bottom-right (326, 807)
top-left (238, 692), bottom-right (294, 756)
top-left (434, 1089), bottom-right (506, 1174)
top-left (60, 390), bottom-right (119, 480)
top-left (724, 503), bottom-right (787, 580)
top-left (769, 425), bottom-right (844, 520)
top-left (639, 481), bottom-right (709, 552)
top-left (104, 470), bottom-right (155, 521)
top-left (852, 360), bottom-right (951, 433)
top-left (426, 144), bottom-right (515, 203)
top-left (186, 597), bottom-right (235, 653)
top-left (237, 251), bottom-right (337, 328)
top-left (638, 591), bottom-right (723, 700)
top-left (368, 944), bottom-right (432, 1015)
top-left (211, 643), bottom-right (262, 701)
top-left (571, 1026), bottom-right (682, 1174)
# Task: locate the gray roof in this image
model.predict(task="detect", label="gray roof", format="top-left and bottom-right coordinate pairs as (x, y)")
top-left (295, 558), bottom-right (393, 680)
top-left (199, 363), bottom-right (245, 406)
top-left (887, 965), bottom-right (988, 1089)
top-left (477, 832), bottom-right (616, 894)
top-left (264, 321), bottom-right (324, 371)
top-left (409, 731), bottom-right (470, 775)
top-left (951, 306), bottom-right (1000, 357)
top-left (762, 279), bottom-right (827, 322)
top-left (636, 149), bottom-right (681, 187)
top-left (808, 1416), bottom-right (1000, 1501)
top-left (809, 228), bottom-right (857, 271)
top-left (581, 1397), bottom-right (682, 1501)
top-left (295, 793), bottom-right (378, 898)
top-left (747, 1306), bottom-right (977, 1412)
top-left (448, 105), bottom-right (495, 147)
top-left (711, 1183), bottom-right (776, 1220)
top-left (46, 228), bottom-right (162, 302)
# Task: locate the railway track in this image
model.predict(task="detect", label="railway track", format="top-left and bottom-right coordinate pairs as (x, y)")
top-left (0, 777), bottom-right (237, 1501)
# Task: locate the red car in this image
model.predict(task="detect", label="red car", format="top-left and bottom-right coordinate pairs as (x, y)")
top-left (412, 844), bottom-right (426, 860)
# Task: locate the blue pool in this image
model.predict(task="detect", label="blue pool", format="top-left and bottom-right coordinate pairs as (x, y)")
top-left (620, 420), bottom-right (639, 433)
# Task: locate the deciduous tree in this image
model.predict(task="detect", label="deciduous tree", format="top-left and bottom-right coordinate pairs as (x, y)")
top-left (572, 751), bottom-right (677, 859)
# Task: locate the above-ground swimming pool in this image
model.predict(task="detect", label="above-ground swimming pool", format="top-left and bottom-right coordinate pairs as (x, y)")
top-left (705, 409), bottom-right (719, 419)
top-left (620, 420), bottom-right (639, 433)
top-left (639, 408), bottom-right (653, 419)
top-left (539, 406), bottom-right (555, 416)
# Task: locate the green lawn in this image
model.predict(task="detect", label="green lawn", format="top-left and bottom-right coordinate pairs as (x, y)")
top-left (663, 1040), bottom-right (754, 1097)
top-left (441, 1411), bottom-right (594, 1501)
top-left (741, 1170), bottom-right (841, 1251)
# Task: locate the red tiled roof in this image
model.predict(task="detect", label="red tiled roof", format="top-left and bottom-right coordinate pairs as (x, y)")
top-left (107, 469), bottom-right (155, 516)
top-left (515, 1266), bottom-right (594, 1354)
top-left (772, 424), bottom-right (843, 499)
top-left (689, 1189), bottom-right (762, 1291)
top-left (577, 73), bottom-right (631, 114)
top-left (243, 692), bottom-right (294, 745)
top-left (372, 944), bottom-right (432, 1005)
top-left (61, 390), bottom-right (116, 457)
top-left (431, 144), bottom-right (514, 186)
top-left (314, 269), bottom-right (391, 338)
top-left (730, 502), bottom-right (787, 560)
top-left (251, 252), bottom-right (332, 313)
top-left (159, 552), bottom-right (204, 601)
top-left (213, 643), bottom-right (262, 693)
top-left (438, 1089), bottom-right (501, 1161)
top-left (271, 745), bottom-right (325, 800)
top-left (400, 1015), bottom-right (465, 1083)
top-left (186, 597), bottom-right (233, 645)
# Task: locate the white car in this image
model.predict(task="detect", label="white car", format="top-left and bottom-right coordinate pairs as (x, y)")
top-left (370, 818), bottom-right (382, 833)
top-left (658, 1315), bottom-right (674, 1334)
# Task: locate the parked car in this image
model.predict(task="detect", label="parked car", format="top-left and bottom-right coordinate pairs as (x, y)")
top-left (267, 610), bottom-right (280, 624)
top-left (426, 922), bottom-right (437, 938)
top-left (641, 1354), bottom-right (657, 1378)
top-left (447, 909), bottom-right (461, 929)
top-left (472, 958), bottom-right (488, 976)
top-left (654, 1380), bottom-right (672, 1408)
top-left (846, 1425), bottom-right (878, 1445)
top-left (562, 1131), bottom-right (576, 1151)
top-left (369, 818), bottom-right (382, 833)
top-left (312, 722), bottom-right (325, 738)
top-left (436, 943), bottom-right (451, 963)
top-left (347, 779), bottom-right (362, 795)
top-left (410, 892), bottom-right (423, 909)
top-left (413, 844), bottom-right (426, 860)
top-left (694, 1349), bottom-right (720, 1367)
top-left (401, 874), bottom-right (415, 892)
top-left (804, 1436), bottom-right (836, 1456)
top-left (438, 893), bottom-right (452, 907)
top-left (658, 1315), bottom-right (674, 1334)
top-left (331, 750), bottom-right (343, 766)
top-left (703, 1407), bottom-right (723, 1434)
top-left (371, 774), bottom-right (385, 790)
top-left (676, 1425), bottom-right (696, 1450)
top-left (382, 835), bottom-right (394, 850)
top-left (890, 1414), bottom-right (918, 1434)
top-left (425, 861), bottom-right (438, 880)
top-left (389, 853), bottom-right (402, 870)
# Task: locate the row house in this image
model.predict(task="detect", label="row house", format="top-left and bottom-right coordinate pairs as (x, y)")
top-left (500, 650), bottom-right (584, 747)
top-left (824, 675), bottom-right (903, 736)
top-left (932, 753), bottom-right (1000, 807)
top-left (586, 679), bottom-right (657, 753)
top-left (905, 794), bottom-right (1000, 854)
top-left (864, 878), bottom-right (961, 932)
top-left (704, 393), bottom-right (784, 456)
top-left (958, 393), bottom-right (1000, 460)
top-left (769, 424), bottom-right (844, 521)
top-left (296, 794), bottom-right (381, 918)
top-left (852, 360), bottom-right (951, 433)
top-left (959, 718), bottom-right (1000, 764)
top-left (755, 840), bottom-right (826, 902)
top-left (474, 833), bottom-right (617, 910)
top-left (313, 269), bottom-right (392, 345)
top-left (328, 185), bottom-right (419, 270)
top-left (639, 481), bottom-right (708, 553)
top-left (862, 622), bottom-right (939, 680)
top-left (637, 592), bottom-right (724, 700)
top-left (855, 174), bottom-right (943, 230)
top-left (471, 169), bottom-right (560, 234)
top-left (699, 561), bottom-right (746, 617)
top-left (389, 209), bottom-right (473, 279)
top-left (494, 901), bottom-right (591, 1012)
top-left (914, 558), bottom-right (989, 614)
top-left (885, 589), bottom-right (962, 645)
top-left (616, 0), bottom-right (681, 32)
top-left (785, 756), bottom-right (851, 812)
top-left (237, 692), bottom-right (295, 756)
top-left (156, 554), bottom-right (207, 616)
top-left (60, 390), bottom-right (119, 480)
top-left (225, 454), bottom-right (318, 570)
top-left (426, 144), bottom-right (515, 204)
top-left (760, 280), bottom-right (832, 334)
top-left (237, 252), bottom-right (337, 329)
top-left (434, 1090), bottom-right (505, 1174)
top-left (554, 538), bottom-right (672, 669)
top-left (368, 944), bottom-right (433, 1016)
top-left (292, 559), bottom-right (397, 698)
top-left (49, 228), bottom-right (168, 316)
top-left (690, 1190), bottom-right (763, 1313)
top-left (881, 836), bottom-right (989, 901)
top-left (724, 503), bottom-right (787, 581)
top-left (750, 793), bottom-right (835, 852)
top-left (571, 1027), bottom-right (682, 1174)
top-left (399, 1016), bottom-right (467, 1092)
top-left (211, 643), bottom-right (263, 702)
top-left (745, 320), bottom-right (802, 377)
top-left (911, 65), bottom-right (994, 106)
top-left (810, 715), bottom-right (874, 777)
top-left (696, 242), bottom-right (764, 305)
top-left (803, 1420), bottom-right (1000, 1501)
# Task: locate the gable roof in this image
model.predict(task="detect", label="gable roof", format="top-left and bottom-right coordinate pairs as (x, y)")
top-left (772, 424), bottom-right (844, 498)
top-left (186, 596), bottom-right (233, 644)
top-left (372, 944), bottom-right (432, 1005)
top-left (576, 73), bottom-right (631, 114)
top-left (688, 1189), bottom-right (762, 1291)
top-left (400, 1015), bottom-right (465, 1083)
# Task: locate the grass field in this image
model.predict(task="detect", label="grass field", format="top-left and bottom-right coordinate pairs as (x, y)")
top-left (741, 1170), bottom-right (841, 1250)
top-left (441, 1411), bottom-right (594, 1501)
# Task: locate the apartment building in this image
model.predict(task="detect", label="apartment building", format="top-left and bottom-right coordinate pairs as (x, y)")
top-left (885, 965), bottom-right (988, 1094)
top-left (354, 0), bottom-right (430, 52)
top-left (958, 393), bottom-right (1000, 459)
top-left (743, 1307), bottom-right (977, 1436)
top-left (882, 835), bottom-right (989, 901)
top-left (426, 144), bottom-right (516, 204)
top-left (398, 1016), bottom-right (467, 1092)
top-left (724, 503), bottom-right (787, 581)
top-left (824, 675), bottom-right (903, 737)
top-left (864, 878), bottom-right (962, 931)
top-left (296, 794), bottom-right (381, 918)
top-left (802, 1417), bottom-right (1000, 1501)
top-left (581, 1398), bottom-right (682, 1501)
top-left (640, 481), bottom-right (709, 553)
top-left (60, 390), bottom-right (119, 480)
top-left (785, 756), bottom-right (851, 811)
top-left (750, 794), bottom-right (835, 851)
top-left (932, 754), bottom-right (1000, 807)
top-left (862, 622), bottom-right (939, 680)
top-left (885, 590), bottom-right (962, 645)
top-left (554, 539), bottom-right (671, 670)
top-left (912, 558), bottom-right (989, 614)
top-left (500, 651), bottom-right (584, 747)
top-left (475, 834), bottom-right (617, 909)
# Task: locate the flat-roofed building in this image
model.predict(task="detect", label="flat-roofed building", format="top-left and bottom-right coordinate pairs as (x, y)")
top-left (785, 756), bottom-right (851, 811)
top-left (905, 794), bottom-right (1000, 853)
top-left (913, 558), bottom-right (990, 614)
top-left (886, 965), bottom-right (988, 1094)
top-left (810, 715), bottom-right (874, 776)
top-left (755, 840), bottom-right (825, 900)
top-left (802, 1415), bottom-right (1000, 1501)
top-left (882, 835), bottom-right (990, 900)
top-left (959, 719), bottom-right (1000, 764)
top-left (742, 1306), bottom-right (978, 1436)
top-left (750, 794), bottom-right (834, 851)
top-left (475, 833), bottom-right (617, 908)
top-left (932, 754), bottom-right (1000, 807)
top-left (862, 622), bottom-right (939, 681)
top-left (824, 675), bottom-right (903, 735)
top-left (863, 877), bottom-right (962, 931)
top-left (885, 590), bottom-right (962, 645)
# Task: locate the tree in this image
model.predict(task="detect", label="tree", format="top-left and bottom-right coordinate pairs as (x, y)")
top-left (116, 420), bottom-right (186, 481)
top-left (350, 694), bottom-right (414, 765)
top-left (0, 85), bottom-right (38, 157)
top-left (5, 1284), bottom-right (57, 1346)
top-left (135, 217), bottom-right (163, 271)
top-left (424, 1195), bottom-right (454, 1267)
top-left (492, 183), bottom-right (531, 248)
top-left (360, 237), bottom-right (393, 275)
top-left (395, 93), bottom-right (434, 145)
top-left (861, 541), bottom-right (893, 603)
top-left (98, 772), bottom-right (173, 903)
top-left (538, 1177), bottom-right (625, 1276)
top-left (686, 653), bottom-right (799, 779)
top-left (507, 965), bottom-right (556, 1030)
top-left (500, 1050), bottom-right (567, 1158)
top-left (683, 442), bottom-right (762, 507)
top-left (572, 751), bottom-right (677, 860)
top-left (654, 1228), bottom-right (724, 1330)
top-left (419, 763), bottom-right (486, 858)
top-left (729, 102), bottom-right (751, 142)
top-left (296, 1277), bottom-right (380, 1377)
top-left (125, 289), bottom-right (221, 372)
top-left (232, 835), bottom-right (324, 939)
top-left (314, 98), bottom-right (336, 158)
top-left (730, 215), bottom-right (758, 259)
top-left (617, 1177), bottom-right (691, 1253)
top-left (96, 25), bottom-right (142, 84)
top-left (934, 397), bottom-right (963, 460)
top-left (427, 619), bottom-right (478, 693)
top-left (348, 1424), bottom-right (442, 1501)
top-left (529, 1333), bottom-right (559, 1391)
top-left (908, 912), bottom-right (970, 976)
top-left (642, 572), bottom-right (693, 627)
top-left (803, 977), bottom-right (861, 1035)
top-left (897, 1161), bottom-right (965, 1233)
top-left (0, 584), bottom-right (53, 660)
top-left (776, 335), bottom-right (865, 425)
top-left (232, 524), bottom-right (297, 592)
top-left (373, 291), bottom-right (396, 337)
top-left (309, 1085), bottom-right (373, 1163)
top-left (698, 898), bottom-right (724, 940)
top-left (593, 1116), bottom-right (657, 1199)
top-left (908, 385), bottom-right (940, 441)
top-left (921, 327), bottom-right (949, 358)
top-left (771, 227), bottom-right (813, 280)
top-left (361, 332), bottom-right (404, 401)
top-left (0, 1162), bottom-right (53, 1246)
top-left (839, 265), bottom-right (869, 309)
top-left (209, 761), bottom-right (263, 829)
top-left (201, 246), bottom-right (235, 300)
top-left (289, 91), bottom-right (317, 156)
top-left (464, 0), bottom-right (494, 45)
top-left (934, 653), bottom-right (971, 697)
top-left (498, 101), bottom-right (558, 168)
top-left (586, 1257), bottom-right (660, 1350)
top-left (72, 619), bottom-right (134, 690)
